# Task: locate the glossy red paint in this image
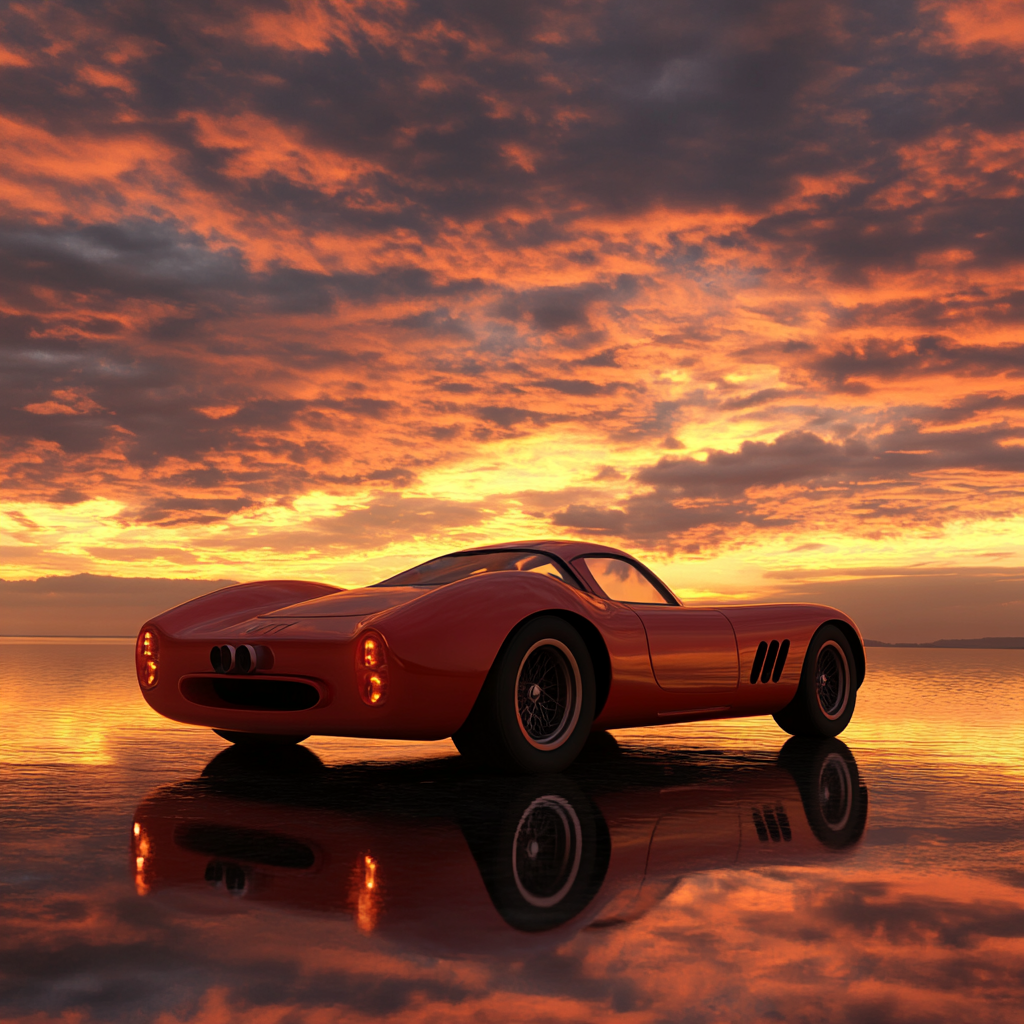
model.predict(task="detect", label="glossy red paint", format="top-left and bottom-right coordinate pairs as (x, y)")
top-left (135, 540), bottom-right (864, 744)
top-left (130, 739), bottom-right (867, 956)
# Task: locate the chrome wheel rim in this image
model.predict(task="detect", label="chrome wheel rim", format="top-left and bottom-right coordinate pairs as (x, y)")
top-left (818, 753), bottom-right (853, 831)
top-left (512, 795), bottom-right (583, 907)
top-left (515, 639), bottom-right (582, 750)
top-left (815, 640), bottom-right (851, 720)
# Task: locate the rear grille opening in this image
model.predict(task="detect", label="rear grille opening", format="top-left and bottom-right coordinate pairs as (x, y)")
top-left (175, 822), bottom-right (316, 869)
top-left (213, 678), bottom-right (319, 711)
top-left (181, 675), bottom-right (320, 711)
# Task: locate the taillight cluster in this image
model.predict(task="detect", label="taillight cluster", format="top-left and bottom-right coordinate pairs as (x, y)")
top-left (357, 632), bottom-right (389, 705)
top-left (136, 629), bottom-right (159, 689)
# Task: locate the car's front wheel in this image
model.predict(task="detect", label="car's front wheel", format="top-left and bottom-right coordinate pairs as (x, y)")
top-left (453, 616), bottom-right (596, 773)
top-left (773, 624), bottom-right (857, 738)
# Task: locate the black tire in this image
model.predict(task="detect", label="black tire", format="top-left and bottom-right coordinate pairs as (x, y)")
top-left (458, 776), bottom-right (610, 931)
top-left (213, 730), bottom-right (309, 747)
top-left (773, 625), bottom-right (857, 738)
top-left (778, 737), bottom-right (868, 848)
top-left (453, 616), bottom-right (596, 773)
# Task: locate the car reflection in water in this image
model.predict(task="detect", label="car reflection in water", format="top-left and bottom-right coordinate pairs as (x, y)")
top-left (130, 736), bottom-right (867, 955)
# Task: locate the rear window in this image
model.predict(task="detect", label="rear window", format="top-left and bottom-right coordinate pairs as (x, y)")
top-left (375, 551), bottom-right (578, 588)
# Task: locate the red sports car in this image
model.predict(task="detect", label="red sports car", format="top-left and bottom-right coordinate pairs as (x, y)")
top-left (135, 540), bottom-right (865, 772)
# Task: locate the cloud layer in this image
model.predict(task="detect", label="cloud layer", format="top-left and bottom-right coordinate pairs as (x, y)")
top-left (1, 0), bottom-right (1022, 587)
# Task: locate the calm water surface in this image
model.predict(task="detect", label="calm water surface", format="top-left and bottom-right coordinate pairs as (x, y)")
top-left (1, 642), bottom-right (1021, 1023)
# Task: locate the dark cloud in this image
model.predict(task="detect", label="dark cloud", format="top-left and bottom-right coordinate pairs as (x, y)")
top-left (636, 426), bottom-right (1024, 499)
top-left (545, 421), bottom-right (1024, 547)
top-left (720, 388), bottom-right (792, 410)
top-left (573, 349), bottom-right (620, 368)
top-left (475, 405), bottom-right (558, 428)
top-left (829, 290), bottom-right (1024, 331)
top-left (5, 0), bottom-right (1016, 267)
top-left (537, 378), bottom-right (607, 397)
top-left (0, 218), bottom-right (482, 315)
top-left (815, 336), bottom-right (1024, 390)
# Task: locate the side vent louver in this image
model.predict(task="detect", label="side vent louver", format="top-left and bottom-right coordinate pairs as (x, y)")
top-left (749, 638), bottom-right (791, 682)
top-left (752, 804), bottom-right (792, 842)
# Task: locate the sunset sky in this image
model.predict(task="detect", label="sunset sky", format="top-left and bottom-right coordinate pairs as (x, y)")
top-left (2, 0), bottom-right (1022, 622)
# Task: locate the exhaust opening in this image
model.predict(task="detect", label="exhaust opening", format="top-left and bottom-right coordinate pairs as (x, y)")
top-left (210, 644), bottom-right (273, 674)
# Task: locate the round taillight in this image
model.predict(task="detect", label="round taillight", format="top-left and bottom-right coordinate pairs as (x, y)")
top-left (362, 636), bottom-right (381, 668)
top-left (363, 673), bottom-right (386, 705)
top-left (356, 632), bottom-right (389, 705)
top-left (136, 629), bottom-right (159, 689)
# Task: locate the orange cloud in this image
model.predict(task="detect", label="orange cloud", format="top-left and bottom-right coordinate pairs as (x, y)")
top-left (0, 0), bottom-right (1020, 597)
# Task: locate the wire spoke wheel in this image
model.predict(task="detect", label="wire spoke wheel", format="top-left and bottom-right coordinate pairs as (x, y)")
top-left (515, 640), bottom-right (582, 750)
top-left (512, 795), bottom-right (583, 908)
top-left (773, 626), bottom-right (859, 740)
top-left (817, 752), bottom-right (853, 830)
top-left (814, 640), bottom-right (851, 720)
top-left (452, 616), bottom-right (595, 772)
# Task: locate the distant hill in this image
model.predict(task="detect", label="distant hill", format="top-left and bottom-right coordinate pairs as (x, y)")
top-left (864, 637), bottom-right (1024, 650)
top-left (0, 574), bottom-right (239, 637)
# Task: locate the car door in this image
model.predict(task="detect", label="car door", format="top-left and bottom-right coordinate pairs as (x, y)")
top-left (574, 555), bottom-right (739, 692)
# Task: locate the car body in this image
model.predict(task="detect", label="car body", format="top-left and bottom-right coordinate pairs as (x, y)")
top-left (130, 737), bottom-right (868, 956)
top-left (135, 540), bottom-right (865, 770)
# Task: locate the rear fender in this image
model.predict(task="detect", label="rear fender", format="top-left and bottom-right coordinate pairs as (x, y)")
top-left (373, 573), bottom-right (626, 732)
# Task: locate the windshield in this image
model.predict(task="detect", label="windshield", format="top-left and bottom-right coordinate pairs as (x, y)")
top-left (375, 551), bottom-right (578, 588)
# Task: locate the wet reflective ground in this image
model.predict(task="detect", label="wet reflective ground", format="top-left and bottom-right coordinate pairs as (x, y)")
top-left (1, 642), bottom-right (1022, 1023)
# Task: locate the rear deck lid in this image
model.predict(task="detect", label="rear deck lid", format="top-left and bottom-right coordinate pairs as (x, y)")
top-left (259, 586), bottom-right (425, 618)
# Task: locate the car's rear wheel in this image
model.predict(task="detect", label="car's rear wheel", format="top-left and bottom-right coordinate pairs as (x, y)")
top-left (453, 616), bottom-right (596, 773)
top-left (773, 625), bottom-right (857, 738)
top-left (213, 730), bottom-right (309, 747)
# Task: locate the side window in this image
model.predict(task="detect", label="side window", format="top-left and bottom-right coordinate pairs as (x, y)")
top-left (580, 557), bottom-right (670, 605)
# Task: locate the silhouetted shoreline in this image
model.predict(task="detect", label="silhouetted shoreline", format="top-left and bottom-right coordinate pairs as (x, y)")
top-left (864, 637), bottom-right (1024, 650)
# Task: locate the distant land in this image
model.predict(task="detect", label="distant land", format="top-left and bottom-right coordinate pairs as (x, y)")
top-left (0, 574), bottom-right (238, 637)
top-left (864, 637), bottom-right (1024, 650)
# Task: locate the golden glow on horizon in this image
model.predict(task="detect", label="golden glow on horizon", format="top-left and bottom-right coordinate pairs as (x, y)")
top-left (3, 486), bottom-right (1021, 603)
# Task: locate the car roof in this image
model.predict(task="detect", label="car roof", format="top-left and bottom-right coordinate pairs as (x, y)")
top-left (450, 539), bottom-right (636, 562)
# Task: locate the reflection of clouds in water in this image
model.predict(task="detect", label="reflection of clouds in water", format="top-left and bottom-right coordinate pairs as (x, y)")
top-left (0, 644), bottom-right (1020, 1021)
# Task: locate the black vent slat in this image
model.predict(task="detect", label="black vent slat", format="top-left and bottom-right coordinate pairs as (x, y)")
top-left (772, 639), bottom-right (791, 681)
top-left (775, 804), bottom-right (792, 841)
top-left (749, 641), bottom-right (768, 683)
top-left (751, 808), bottom-right (769, 842)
